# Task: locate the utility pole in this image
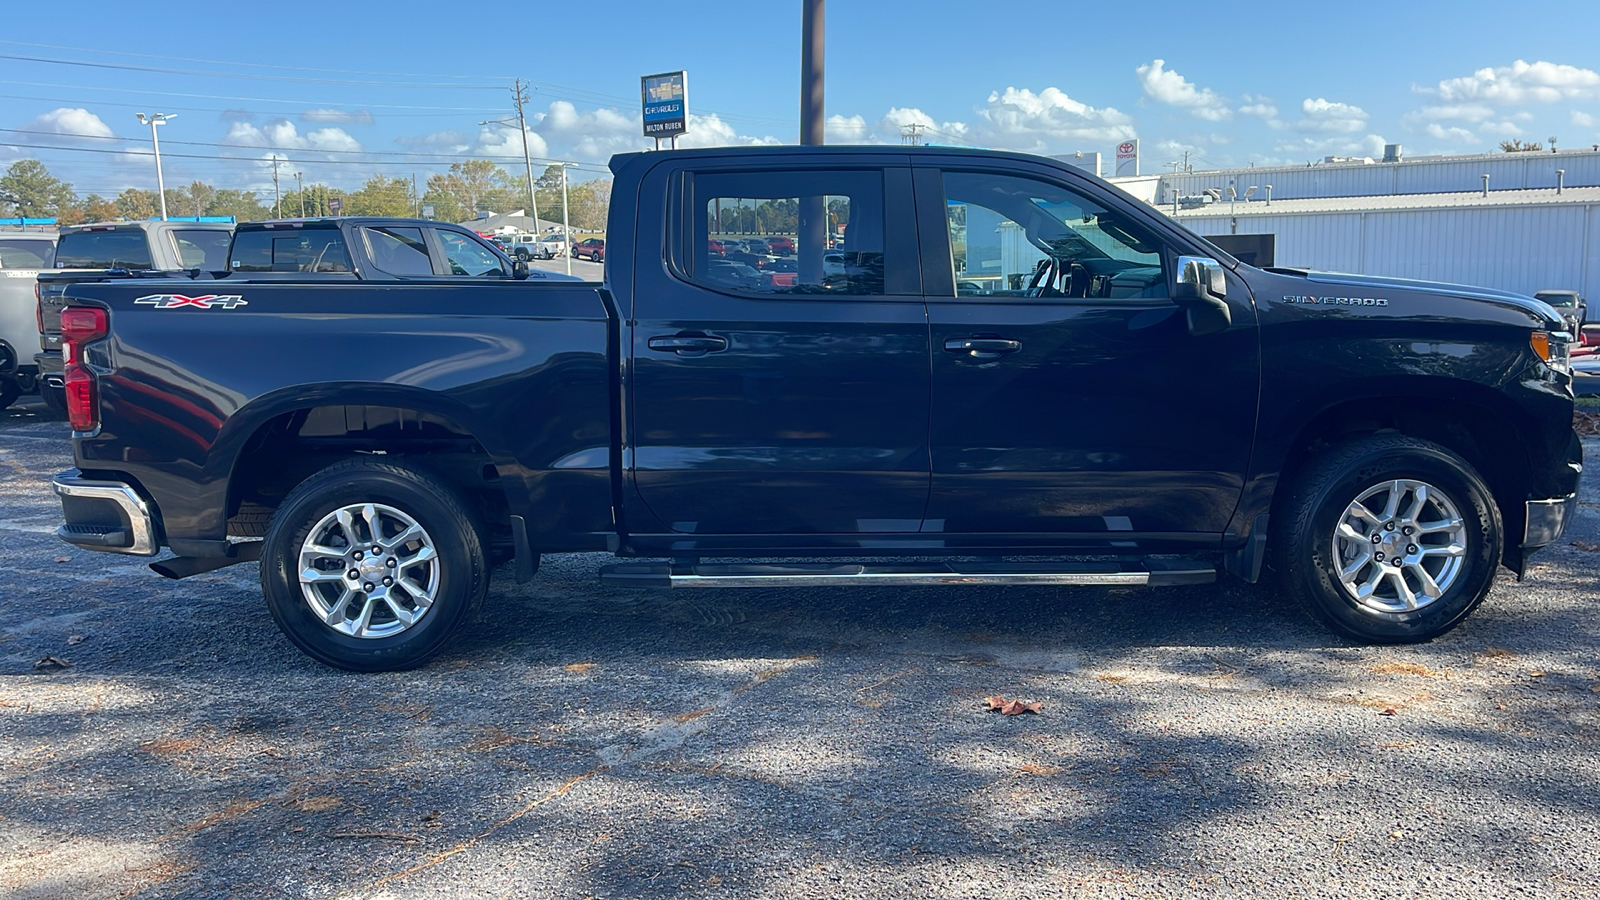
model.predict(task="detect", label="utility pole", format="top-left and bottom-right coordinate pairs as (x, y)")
top-left (271, 155), bottom-right (282, 218)
top-left (412, 173), bottom-right (419, 216)
top-left (295, 171), bottom-right (304, 217)
top-left (481, 79), bottom-right (541, 232)
top-left (900, 123), bottom-right (924, 146)
top-left (799, 0), bottom-right (825, 284)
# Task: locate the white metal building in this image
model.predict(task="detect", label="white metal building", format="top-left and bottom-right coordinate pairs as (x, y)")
top-left (1167, 186), bottom-right (1600, 300)
top-left (1145, 147), bottom-right (1600, 203)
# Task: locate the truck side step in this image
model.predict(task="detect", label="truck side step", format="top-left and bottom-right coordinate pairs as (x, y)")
top-left (600, 559), bottom-right (1215, 589)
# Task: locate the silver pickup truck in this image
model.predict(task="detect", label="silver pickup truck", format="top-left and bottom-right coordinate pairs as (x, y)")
top-left (34, 220), bottom-right (232, 415)
top-left (0, 231), bottom-right (57, 410)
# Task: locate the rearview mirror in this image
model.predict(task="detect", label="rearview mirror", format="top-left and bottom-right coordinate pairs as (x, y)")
top-left (1172, 255), bottom-right (1231, 336)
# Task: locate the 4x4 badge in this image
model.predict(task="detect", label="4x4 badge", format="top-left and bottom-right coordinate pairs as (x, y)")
top-left (134, 293), bottom-right (248, 309)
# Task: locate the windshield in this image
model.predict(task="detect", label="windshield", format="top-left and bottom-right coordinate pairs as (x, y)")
top-left (0, 238), bottom-right (54, 268)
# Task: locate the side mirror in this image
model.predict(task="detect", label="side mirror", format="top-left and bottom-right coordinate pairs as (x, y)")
top-left (512, 259), bottom-right (530, 280)
top-left (1173, 255), bottom-right (1231, 336)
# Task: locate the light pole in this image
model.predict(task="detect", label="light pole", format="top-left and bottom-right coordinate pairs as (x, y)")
top-left (559, 162), bottom-right (577, 276)
top-left (135, 113), bottom-right (176, 220)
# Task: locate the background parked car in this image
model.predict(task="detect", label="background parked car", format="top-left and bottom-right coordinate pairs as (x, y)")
top-left (1535, 289), bottom-right (1587, 334)
top-left (572, 238), bottom-right (605, 262)
top-left (0, 231), bottom-right (57, 409)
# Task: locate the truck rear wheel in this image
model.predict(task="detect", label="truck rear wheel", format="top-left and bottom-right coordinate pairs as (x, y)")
top-left (1272, 435), bottom-right (1501, 644)
top-left (261, 459), bottom-right (488, 671)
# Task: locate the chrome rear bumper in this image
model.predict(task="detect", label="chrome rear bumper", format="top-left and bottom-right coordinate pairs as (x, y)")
top-left (52, 472), bottom-right (159, 556)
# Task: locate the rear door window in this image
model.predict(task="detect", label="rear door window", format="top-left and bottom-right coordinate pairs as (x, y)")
top-left (230, 228), bottom-right (352, 272)
top-left (0, 239), bottom-right (54, 268)
top-left (171, 229), bottom-right (232, 270)
top-left (676, 169), bottom-right (886, 295)
top-left (54, 230), bottom-right (154, 269)
top-left (362, 227), bottom-right (434, 276)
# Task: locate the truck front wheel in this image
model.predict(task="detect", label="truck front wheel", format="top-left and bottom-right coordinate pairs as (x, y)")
top-left (1272, 435), bottom-right (1502, 644)
top-left (261, 459), bottom-right (488, 671)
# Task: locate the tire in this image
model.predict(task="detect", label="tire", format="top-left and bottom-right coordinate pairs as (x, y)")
top-left (515, 248), bottom-right (530, 261)
top-left (261, 459), bottom-right (489, 671)
top-left (1271, 435), bottom-right (1502, 644)
top-left (38, 384), bottom-right (67, 420)
top-left (0, 379), bottom-right (19, 411)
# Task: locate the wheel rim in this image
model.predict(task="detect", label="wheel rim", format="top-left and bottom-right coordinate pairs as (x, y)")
top-left (297, 503), bottom-right (440, 638)
top-left (1331, 478), bottom-right (1469, 615)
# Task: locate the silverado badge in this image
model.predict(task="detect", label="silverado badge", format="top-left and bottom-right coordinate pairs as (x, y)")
top-left (134, 294), bottom-right (248, 310)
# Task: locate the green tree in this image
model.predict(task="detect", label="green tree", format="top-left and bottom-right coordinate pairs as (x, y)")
top-left (1499, 139), bottom-right (1544, 152)
top-left (183, 181), bottom-right (217, 218)
top-left (77, 194), bottom-right (119, 223)
top-left (563, 177), bottom-right (612, 231)
top-left (423, 159), bottom-right (515, 222)
top-left (115, 188), bottom-right (159, 220)
top-left (0, 159), bottom-right (76, 217)
top-left (206, 189), bottom-right (266, 221)
top-left (345, 174), bottom-right (414, 217)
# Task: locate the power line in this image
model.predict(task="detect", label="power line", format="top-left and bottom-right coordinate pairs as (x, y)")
top-left (1, 80), bottom-right (505, 112)
top-left (0, 39), bottom-right (517, 82)
top-left (0, 138), bottom-right (614, 173)
top-left (0, 93), bottom-right (486, 118)
top-left (0, 127), bottom-right (615, 170)
top-left (0, 53), bottom-right (503, 89)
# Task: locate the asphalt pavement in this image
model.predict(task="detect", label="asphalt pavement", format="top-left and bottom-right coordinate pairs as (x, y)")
top-left (2, 393), bottom-right (1598, 899)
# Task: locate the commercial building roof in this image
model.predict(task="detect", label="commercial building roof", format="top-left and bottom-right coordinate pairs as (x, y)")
top-left (1167, 185), bottom-right (1600, 218)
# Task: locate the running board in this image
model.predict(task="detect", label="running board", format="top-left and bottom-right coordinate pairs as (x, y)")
top-left (600, 559), bottom-right (1216, 589)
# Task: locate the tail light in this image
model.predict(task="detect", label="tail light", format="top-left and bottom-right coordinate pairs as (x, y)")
top-left (61, 306), bottom-right (108, 432)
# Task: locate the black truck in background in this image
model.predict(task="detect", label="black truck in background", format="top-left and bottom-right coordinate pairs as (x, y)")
top-left (51, 146), bottom-right (1582, 671)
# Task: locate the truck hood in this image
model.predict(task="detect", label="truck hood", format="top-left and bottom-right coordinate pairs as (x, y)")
top-left (1298, 270), bottom-right (1564, 329)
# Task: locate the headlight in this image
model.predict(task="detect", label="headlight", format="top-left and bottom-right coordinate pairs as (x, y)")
top-left (1530, 330), bottom-right (1572, 375)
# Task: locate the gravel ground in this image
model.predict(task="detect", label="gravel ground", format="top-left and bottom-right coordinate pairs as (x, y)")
top-left (2, 394), bottom-right (1598, 899)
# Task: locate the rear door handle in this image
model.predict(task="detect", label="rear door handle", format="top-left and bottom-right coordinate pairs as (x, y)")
top-left (943, 337), bottom-right (1021, 359)
top-left (648, 333), bottom-right (728, 355)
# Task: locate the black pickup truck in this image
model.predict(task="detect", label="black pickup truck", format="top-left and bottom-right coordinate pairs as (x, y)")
top-left (50, 146), bottom-right (1581, 671)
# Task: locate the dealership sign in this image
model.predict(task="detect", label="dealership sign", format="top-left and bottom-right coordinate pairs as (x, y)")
top-left (1115, 139), bottom-right (1139, 177)
top-left (641, 71), bottom-right (688, 138)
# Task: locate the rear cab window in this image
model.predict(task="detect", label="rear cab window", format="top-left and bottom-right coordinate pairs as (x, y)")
top-left (54, 230), bottom-right (154, 269)
top-left (230, 226), bottom-right (353, 273)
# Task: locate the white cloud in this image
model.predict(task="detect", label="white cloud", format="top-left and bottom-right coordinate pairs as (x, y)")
top-left (825, 113), bottom-right (874, 143)
top-left (879, 106), bottom-right (969, 143)
top-left (223, 119), bottom-right (362, 153)
top-left (674, 112), bottom-right (783, 149)
top-left (1238, 101), bottom-right (1279, 120)
top-left (1426, 123), bottom-right (1478, 143)
top-left (1275, 133), bottom-right (1389, 159)
top-left (1408, 104), bottom-right (1495, 123)
top-left (973, 86), bottom-right (1135, 153)
top-left (1435, 60), bottom-right (1600, 105)
top-left (1135, 59), bottom-right (1232, 121)
top-left (1574, 110), bottom-right (1597, 128)
top-left (1295, 98), bottom-right (1368, 133)
top-left (473, 122), bottom-right (551, 160)
top-left (22, 107), bottom-right (115, 140)
top-left (1477, 120), bottom-right (1523, 136)
top-left (301, 108), bottom-right (374, 126)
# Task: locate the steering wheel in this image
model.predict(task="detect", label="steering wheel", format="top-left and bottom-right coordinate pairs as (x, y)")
top-left (1024, 257), bottom-right (1062, 297)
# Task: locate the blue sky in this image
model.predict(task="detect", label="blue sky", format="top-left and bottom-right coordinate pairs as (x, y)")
top-left (4, 0), bottom-right (1600, 197)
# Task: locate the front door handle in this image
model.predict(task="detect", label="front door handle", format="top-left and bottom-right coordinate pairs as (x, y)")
top-left (648, 333), bottom-right (728, 355)
top-left (944, 337), bottom-right (1021, 359)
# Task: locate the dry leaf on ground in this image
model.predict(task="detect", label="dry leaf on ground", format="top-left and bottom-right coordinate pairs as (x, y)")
top-left (983, 696), bottom-right (1043, 716)
top-left (1571, 541), bottom-right (1600, 552)
top-left (33, 656), bottom-right (72, 670)
top-left (1379, 707), bottom-right (1399, 716)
